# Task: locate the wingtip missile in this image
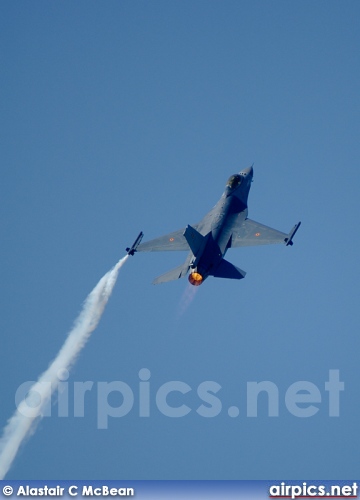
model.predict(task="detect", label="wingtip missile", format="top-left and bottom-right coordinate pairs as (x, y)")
top-left (126, 231), bottom-right (144, 256)
top-left (285, 221), bottom-right (301, 246)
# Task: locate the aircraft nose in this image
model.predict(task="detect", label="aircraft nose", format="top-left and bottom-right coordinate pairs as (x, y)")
top-left (241, 166), bottom-right (253, 176)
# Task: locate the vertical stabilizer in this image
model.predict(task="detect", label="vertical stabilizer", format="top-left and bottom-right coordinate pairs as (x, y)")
top-left (183, 225), bottom-right (207, 256)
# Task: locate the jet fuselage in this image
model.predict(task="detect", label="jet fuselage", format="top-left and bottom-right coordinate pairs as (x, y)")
top-left (187, 167), bottom-right (253, 284)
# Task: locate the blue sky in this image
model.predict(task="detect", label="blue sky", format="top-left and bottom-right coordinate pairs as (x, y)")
top-left (1, 0), bottom-right (359, 479)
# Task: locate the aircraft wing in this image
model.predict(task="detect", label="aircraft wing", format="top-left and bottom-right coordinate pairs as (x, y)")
top-left (137, 227), bottom-right (192, 252)
top-left (231, 218), bottom-right (291, 247)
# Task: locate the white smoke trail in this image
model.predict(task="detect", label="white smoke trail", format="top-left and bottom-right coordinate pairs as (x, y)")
top-left (0, 255), bottom-right (129, 479)
top-left (177, 282), bottom-right (199, 317)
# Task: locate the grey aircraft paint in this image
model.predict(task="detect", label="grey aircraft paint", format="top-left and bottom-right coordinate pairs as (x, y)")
top-left (131, 167), bottom-right (301, 285)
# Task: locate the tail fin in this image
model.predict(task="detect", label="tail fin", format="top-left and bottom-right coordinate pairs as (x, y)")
top-left (211, 259), bottom-right (246, 280)
top-left (183, 225), bottom-right (207, 256)
top-left (153, 263), bottom-right (189, 285)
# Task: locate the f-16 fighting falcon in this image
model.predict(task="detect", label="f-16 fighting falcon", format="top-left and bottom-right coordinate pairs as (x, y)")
top-left (127, 166), bottom-right (300, 285)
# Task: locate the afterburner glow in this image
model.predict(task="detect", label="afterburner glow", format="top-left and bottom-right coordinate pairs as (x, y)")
top-left (188, 272), bottom-right (203, 286)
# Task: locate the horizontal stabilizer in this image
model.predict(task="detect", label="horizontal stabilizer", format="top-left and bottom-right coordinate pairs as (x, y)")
top-left (211, 259), bottom-right (246, 280)
top-left (153, 263), bottom-right (189, 285)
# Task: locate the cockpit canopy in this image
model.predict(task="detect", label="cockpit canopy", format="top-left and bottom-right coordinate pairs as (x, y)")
top-left (226, 174), bottom-right (242, 189)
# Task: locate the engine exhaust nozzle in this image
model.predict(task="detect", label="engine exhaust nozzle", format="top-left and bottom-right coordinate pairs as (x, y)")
top-left (188, 272), bottom-right (203, 286)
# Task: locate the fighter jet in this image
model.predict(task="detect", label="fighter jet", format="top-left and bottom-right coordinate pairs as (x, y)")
top-left (132, 166), bottom-right (300, 285)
